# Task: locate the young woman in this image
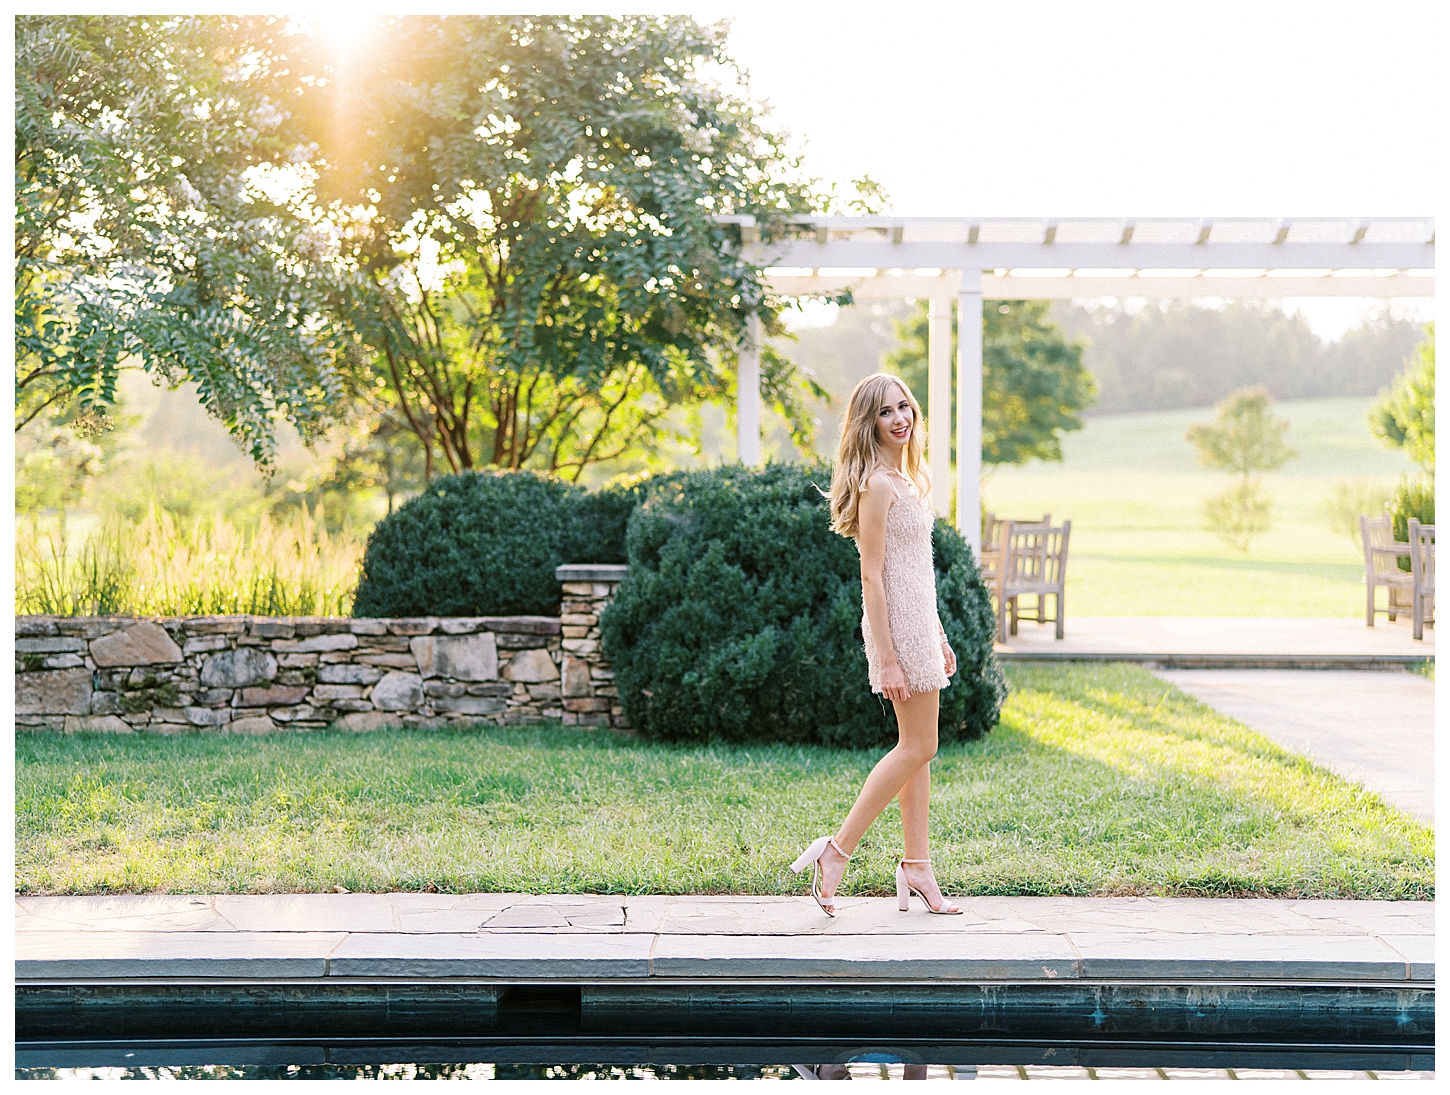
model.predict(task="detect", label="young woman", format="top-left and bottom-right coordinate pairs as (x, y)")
top-left (790, 372), bottom-right (962, 917)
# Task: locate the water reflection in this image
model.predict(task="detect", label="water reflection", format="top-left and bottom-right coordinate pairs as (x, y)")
top-left (16, 1062), bottom-right (1434, 1082)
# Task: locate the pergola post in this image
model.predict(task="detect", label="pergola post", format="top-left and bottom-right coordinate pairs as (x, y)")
top-left (737, 313), bottom-right (762, 466)
top-left (956, 271), bottom-right (984, 555)
top-left (927, 297), bottom-right (953, 517)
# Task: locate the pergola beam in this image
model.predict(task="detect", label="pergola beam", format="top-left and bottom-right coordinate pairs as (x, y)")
top-left (726, 215), bottom-right (1434, 561)
top-left (764, 272), bottom-right (1434, 300)
top-left (749, 240), bottom-right (1432, 270)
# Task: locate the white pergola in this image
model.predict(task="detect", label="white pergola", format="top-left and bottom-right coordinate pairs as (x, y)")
top-left (727, 216), bottom-right (1435, 554)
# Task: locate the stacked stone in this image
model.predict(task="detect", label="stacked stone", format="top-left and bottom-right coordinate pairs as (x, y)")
top-left (555, 564), bottom-right (629, 728)
top-left (15, 615), bottom-right (563, 733)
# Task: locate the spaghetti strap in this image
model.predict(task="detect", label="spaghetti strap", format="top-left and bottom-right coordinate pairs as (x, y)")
top-left (871, 468), bottom-right (903, 501)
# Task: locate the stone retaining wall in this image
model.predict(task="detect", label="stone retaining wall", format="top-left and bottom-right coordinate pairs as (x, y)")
top-left (15, 565), bottom-right (629, 733)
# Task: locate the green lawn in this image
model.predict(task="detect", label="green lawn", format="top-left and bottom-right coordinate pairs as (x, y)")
top-left (15, 665), bottom-right (1430, 899)
top-left (986, 396), bottom-right (1416, 616)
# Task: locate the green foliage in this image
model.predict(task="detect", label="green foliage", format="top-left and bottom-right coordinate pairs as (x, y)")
top-left (14, 15), bottom-right (354, 464)
top-left (1185, 387), bottom-right (1297, 478)
top-left (559, 479), bottom-right (675, 567)
top-left (289, 403), bottom-right (429, 518)
top-left (288, 14), bottom-right (834, 480)
top-left (14, 416), bottom-right (106, 516)
top-left (600, 464), bottom-right (1005, 748)
top-left (1320, 478), bottom-right (1393, 546)
top-left (353, 472), bottom-right (573, 617)
top-left (353, 470), bottom-right (645, 617)
top-left (1388, 474), bottom-right (1435, 572)
top-left (1186, 387), bottom-right (1296, 553)
top-left (1370, 324), bottom-right (1435, 473)
top-left (1201, 483), bottom-right (1273, 555)
top-left (887, 300), bottom-right (1096, 466)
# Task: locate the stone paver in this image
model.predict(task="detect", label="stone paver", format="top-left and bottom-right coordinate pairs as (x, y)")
top-left (16, 930), bottom-right (346, 978)
top-left (998, 616), bottom-right (1432, 665)
top-left (15, 894), bottom-right (1433, 983)
top-left (1153, 669), bottom-right (1434, 823)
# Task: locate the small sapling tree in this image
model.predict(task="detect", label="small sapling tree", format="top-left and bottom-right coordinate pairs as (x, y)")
top-left (1186, 386), bottom-right (1296, 553)
top-left (1370, 324), bottom-right (1434, 564)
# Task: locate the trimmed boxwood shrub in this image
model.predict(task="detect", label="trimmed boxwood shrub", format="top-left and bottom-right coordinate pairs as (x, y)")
top-left (559, 477), bottom-right (682, 566)
top-left (599, 463), bottom-right (1006, 748)
top-left (353, 472), bottom-right (572, 617)
top-left (353, 471), bottom-right (653, 617)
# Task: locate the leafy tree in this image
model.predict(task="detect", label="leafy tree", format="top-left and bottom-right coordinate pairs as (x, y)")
top-left (15, 16), bottom-right (363, 464)
top-left (1185, 386), bottom-right (1296, 553)
top-left (292, 404), bottom-right (429, 518)
top-left (1371, 325), bottom-right (1435, 568)
top-left (1370, 323), bottom-right (1434, 473)
top-left (886, 299), bottom-right (1097, 466)
top-left (286, 15), bottom-right (838, 481)
top-left (14, 413), bottom-right (107, 517)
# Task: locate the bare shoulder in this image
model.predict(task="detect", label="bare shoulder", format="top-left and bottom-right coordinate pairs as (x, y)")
top-left (857, 470), bottom-right (895, 527)
top-left (862, 469), bottom-right (897, 495)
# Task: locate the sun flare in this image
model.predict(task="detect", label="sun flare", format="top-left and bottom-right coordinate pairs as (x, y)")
top-left (305, 13), bottom-right (379, 59)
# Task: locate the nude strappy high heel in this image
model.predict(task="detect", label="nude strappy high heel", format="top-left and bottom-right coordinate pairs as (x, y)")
top-left (791, 836), bottom-right (852, 917)
top-left (896, 857), bottom-right (963, 915)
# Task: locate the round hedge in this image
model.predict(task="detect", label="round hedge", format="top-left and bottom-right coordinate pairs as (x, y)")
top-left (599, 463), bottom-right (1006, 748)
top-left (352, 471), bottom-right (647, 618)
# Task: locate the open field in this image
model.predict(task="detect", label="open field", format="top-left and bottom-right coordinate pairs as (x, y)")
top-left (985, 396), bottom-right (1417, 616)
top-left (16, 664), bottom-right (1431, 899)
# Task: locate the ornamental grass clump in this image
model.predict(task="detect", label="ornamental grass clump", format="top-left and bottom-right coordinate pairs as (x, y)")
top-left (16, 505), bottom-right (361, 617)
top-left (601, 463), bottom-right (1005, 748)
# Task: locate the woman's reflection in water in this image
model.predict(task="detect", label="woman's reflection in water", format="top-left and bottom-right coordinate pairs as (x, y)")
top-left (792, 1063), bottom-right (930, 1079)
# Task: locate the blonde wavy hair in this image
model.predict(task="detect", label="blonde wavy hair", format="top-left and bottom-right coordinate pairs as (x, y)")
top-left (828, 372), bottom-right (931, 538)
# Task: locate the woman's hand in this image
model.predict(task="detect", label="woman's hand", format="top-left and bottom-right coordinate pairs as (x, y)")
top-left (941, 641), bottom-right (957, 677)
top-left (880, 661), bottom-right (910, 702)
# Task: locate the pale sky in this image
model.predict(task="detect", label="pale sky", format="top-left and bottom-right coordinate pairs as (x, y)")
top-left (692, 0), bottom-right (1439, 337)
top-left (707, 1), bottom-right (1437, 218)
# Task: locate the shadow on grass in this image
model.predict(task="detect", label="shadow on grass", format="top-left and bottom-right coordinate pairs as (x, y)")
top-left (994, 665), bottom-right (1432, 899)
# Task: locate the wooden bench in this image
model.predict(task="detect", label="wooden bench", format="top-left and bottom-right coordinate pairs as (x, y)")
top-left (997, 520), bottom-right (1071, 643)
top-left (1360, 515), bottom-right (1414, 626)
top-left (1408, 518), bottom-right (1435, 641)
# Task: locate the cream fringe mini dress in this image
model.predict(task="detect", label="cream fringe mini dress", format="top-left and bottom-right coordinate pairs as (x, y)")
top-left (859, 471), bottom-right (950, 696)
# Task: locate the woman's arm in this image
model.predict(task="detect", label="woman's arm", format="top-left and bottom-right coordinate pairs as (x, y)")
top-left (858, 475), bottom-right (910, 701)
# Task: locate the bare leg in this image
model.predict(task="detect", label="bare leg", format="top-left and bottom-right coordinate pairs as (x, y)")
top-left (897, 762), bottom-right (953, 911)
top-left (898, 762), bottom-right (930, 859)
top-left (815, 690), bottom-right (939, 901)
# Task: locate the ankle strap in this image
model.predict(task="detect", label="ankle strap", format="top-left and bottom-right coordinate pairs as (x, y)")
top-left (899, 858), bottom-right (930, 864)
top-left (829, 837), bottom-right (853, 860)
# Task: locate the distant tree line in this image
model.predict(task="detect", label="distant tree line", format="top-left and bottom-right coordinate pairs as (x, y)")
top-left (1053, 301), bottom-right (1428, 416)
